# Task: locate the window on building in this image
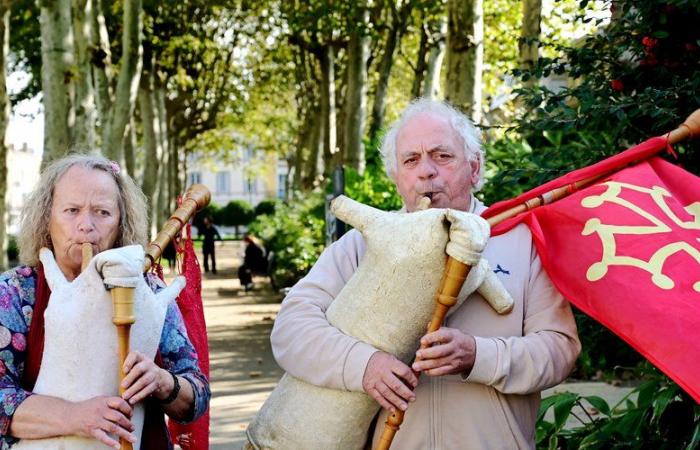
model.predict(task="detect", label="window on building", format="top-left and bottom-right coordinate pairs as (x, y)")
top-left (216, 171), bottom-right (230, 194)
top-left (243, 177), bottom-right (257, 194)
top-left (277, 174), bottom-right (287, 199)
top-left (189, 171), bottom-right (202, 185)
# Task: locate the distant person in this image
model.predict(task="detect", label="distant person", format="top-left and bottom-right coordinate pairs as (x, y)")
top-left (238, 234), bottom-right (267, 291)
top-left (200, 216), bottom-right (222, 274)
top-left (162, 240), bottom-right (178, 273)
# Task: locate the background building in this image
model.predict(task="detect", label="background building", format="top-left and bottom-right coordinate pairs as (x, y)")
top-left (187, 149), bottom-right (288, 209)
top-left (7, 143), bottom-right (41, 235)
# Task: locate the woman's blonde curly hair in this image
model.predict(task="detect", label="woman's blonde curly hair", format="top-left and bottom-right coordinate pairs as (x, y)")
top-left (17, 154), bottom-right (148, 267)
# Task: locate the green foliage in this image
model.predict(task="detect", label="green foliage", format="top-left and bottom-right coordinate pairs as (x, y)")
top-left (480, 129), bottom-right (618, 205)
top-left (248, 192), bottom-right (326, 288)
top-left (571, 311), bottom-right (644, 380)
top-left (536, 373), bottom-right (700, 449)
top-left (254, 199), bottom-right (280, 217)
top-left (217, 200), bottom-right (254, 231)
top-left (344, 164), bottom-right (403, 212)
top-left (514, 0), bottom-right (700, 175)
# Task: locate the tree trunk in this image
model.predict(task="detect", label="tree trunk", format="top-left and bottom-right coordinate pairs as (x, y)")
top-left (91, 0), bottom-right (112, 143)
top-left (168, 141), bottom-right (179, 213)
top-left (155, 136), bottom-right (169, 231)
top-left (123, 117), bottom-right (135, 176)
top-left (302, 104), bottom-right (323, 189)
top-left (71, 0), bottom-right (96, 151)
top-left (445, 0), bottom-right (483, 123)
top-left (140, 78), bottom-right (159, 215)
top-left (519, 0), bottom-right (541, 87)
top-left (368, 17), bottom-right (399, 143)
top-left (0, 2), bottom-right (9, 271)
top-left (155, 82), bottom-right (169, 167)
top-left (422, 16), bottom-right (447, 100)
top-left (343, 5), bottom-right (370, 174)
top-left (39, 0), bottom-right (75, 166)
top-left (411, 22), bottom-right (429, 99)
top-left (320, 45), bottom-right (336, 178)
top-left (102, 0), bottom-right (143, 164)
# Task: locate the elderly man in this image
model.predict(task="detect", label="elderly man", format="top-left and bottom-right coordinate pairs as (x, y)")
top-left (271, 99), bottom-right (580, 449)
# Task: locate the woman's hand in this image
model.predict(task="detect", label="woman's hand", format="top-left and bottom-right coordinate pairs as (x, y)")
top-left (69, 396), bottom-right (135, 449)
top-left (121, 351), bottom-right (173, 405)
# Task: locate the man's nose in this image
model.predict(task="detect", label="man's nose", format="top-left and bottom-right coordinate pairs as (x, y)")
top-left (417, 158), bottom-right (438, 179)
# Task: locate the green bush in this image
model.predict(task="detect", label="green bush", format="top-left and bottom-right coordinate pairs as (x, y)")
top-left (218, 200), bottom-right (254, 237)
top-left (254, 199), bottom-right (280, 217)
top-left (343, 164), bottom-right (403, 212)
top-left (536, 369), bottom-right (699, 449)
top-left (513, 0), bottom-right (700, 175)
top-left (248, 192), bottom-right (325, 288)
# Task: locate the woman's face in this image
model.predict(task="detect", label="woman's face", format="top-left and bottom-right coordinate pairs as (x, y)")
top-left (48, 166), bottom-right (121, 280)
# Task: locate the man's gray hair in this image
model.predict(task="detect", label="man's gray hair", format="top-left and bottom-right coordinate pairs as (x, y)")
top-left (379, 99), bottom-right (485, 191)
top-left (18, 154), bottom-right (149, 267)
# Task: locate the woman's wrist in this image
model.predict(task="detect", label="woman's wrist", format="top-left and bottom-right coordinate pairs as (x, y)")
top-left (154, 369), bottom-right (176, 401)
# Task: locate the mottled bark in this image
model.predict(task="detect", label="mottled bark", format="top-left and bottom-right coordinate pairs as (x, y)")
top-left (123, 117), bottom-right (135, 176)
top-left (519, 0), bottom-right (541, 87)
top-left (140, 77), bottom-right (159, 215)
top-left (302, 104), bottom-right (323, 189)
top-left (422, 16), bottom-right (447, 100)
top-left (343, 6), bottom-right (369, 174)
top-left (320, 46), bottom-right (336, 178)
top-left (155, 137), bottom-right (169, 230)
top-left (40, 0), bottom-right (75, 166)
top-left (0, 2), bottom-right (9, 271)
top-left (445, 0), bottom-right (483, 123)
top-left (71, 0), bottom-right (96, 151)
top-left (91, 0), bottom-right (112, 140)
top-left (102, 0), bottom-right (143, 163)
top-left (411, 24), bottom-right (429, 99)
top-left (368, 17), bottom-right (398, 143)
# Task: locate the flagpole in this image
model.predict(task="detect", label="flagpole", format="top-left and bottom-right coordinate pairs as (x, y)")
top-left (485, 108), bottom-right (700, 227)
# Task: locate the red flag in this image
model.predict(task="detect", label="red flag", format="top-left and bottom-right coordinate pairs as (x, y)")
top-left (168, 222), bottom-right (211, 449)
top-left (483, 141), bottom-right (700, 403)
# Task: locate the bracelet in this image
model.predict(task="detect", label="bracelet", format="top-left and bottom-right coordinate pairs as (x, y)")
top-left (158, 371), bottom-right (181, 404)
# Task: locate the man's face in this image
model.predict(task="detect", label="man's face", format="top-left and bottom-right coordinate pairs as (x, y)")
top-left (394, 113), bottom-right (480, 212)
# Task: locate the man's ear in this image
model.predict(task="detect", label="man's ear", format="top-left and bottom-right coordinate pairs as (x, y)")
top-left (469, 158), bottom-right (481, 187)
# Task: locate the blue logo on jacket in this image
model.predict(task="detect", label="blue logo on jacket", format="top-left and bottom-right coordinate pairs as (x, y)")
top-left (494, 264), bottom-right (510, 275)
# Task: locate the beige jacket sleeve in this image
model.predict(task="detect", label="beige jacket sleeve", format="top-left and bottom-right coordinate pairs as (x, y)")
top-left (465, 247), bottom-right (581, 394)
top-left (270, 230), bottom-right (378, 392)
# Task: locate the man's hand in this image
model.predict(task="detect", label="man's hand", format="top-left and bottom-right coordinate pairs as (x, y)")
top-left (121, 351), bottom-right (173, 405)
top-left (68, 396), bottom-right (135, 449)
top-left (412, 327), bottom-right (476, 377)
top-left (362, 352), bottom-right (418, 412)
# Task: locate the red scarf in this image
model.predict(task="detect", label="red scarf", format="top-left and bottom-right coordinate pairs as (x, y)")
top-left (22, 264), bottom-right (171, 449)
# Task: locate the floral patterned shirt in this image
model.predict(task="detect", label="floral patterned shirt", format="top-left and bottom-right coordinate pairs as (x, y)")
top-left (0, 266), bottom-right (210, 448)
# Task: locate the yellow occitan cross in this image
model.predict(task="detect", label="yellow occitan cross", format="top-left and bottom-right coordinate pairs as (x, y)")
top-left (581, 181), bottom-right (700, 292)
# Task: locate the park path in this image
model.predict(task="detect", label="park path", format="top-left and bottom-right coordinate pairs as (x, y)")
top-left (174, 241), bottom-right (633, 449)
